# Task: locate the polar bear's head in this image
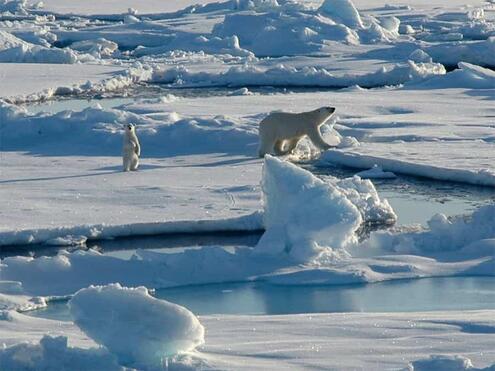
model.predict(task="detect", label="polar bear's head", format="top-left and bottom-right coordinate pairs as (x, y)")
top-left (315, 106), bottom-right (336, 124)
top-left (125, 123), bottom-right (136, 133)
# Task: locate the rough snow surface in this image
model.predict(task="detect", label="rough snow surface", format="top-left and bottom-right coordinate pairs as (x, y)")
top-left (4, 309), bottom-right (495, 370)
top-left (69, 284), bottom-right (205, 369)
top-left (0, 335), bottom-right (121, 371)
top-left (367, 204), bottom-right (495, 254)
top-left (152, 61), bottom-right (446, 88)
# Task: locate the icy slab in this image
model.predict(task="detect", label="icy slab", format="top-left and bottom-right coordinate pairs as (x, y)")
top-left (0, 335), bottom-right (121, 371)
top-left (256, 155), bottom-right (362, 262)
top-left (0, 212), bottom-right (262, 247)
top-left (355, 164), bottom-right (397, 179)
top-left (320, 145), bottom-right (495, 187)
top-left (69, 284), bottom-right (204, 369)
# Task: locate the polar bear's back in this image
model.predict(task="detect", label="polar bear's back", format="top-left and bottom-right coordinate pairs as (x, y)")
top-left (260, 110), bottom-right (317, 137)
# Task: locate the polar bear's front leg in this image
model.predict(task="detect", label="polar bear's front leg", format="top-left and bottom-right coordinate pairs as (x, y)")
top-left (307, 127), bottom-right (332, 151)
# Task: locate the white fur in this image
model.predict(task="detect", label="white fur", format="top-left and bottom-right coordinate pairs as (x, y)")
top-left (123, 124), bottom-right (140, 171)
top-left (258, 106), bottom-right (336, 157)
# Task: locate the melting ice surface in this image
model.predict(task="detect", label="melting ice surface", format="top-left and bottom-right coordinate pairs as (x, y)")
top-left (29, 276), bottom-right (495, 321)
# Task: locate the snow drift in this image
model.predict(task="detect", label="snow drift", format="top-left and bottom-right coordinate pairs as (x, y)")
top-left (0, 30), bottom-right (88, 64)
top-left (426, 37), bottom-right (495, 69)
top-left (69, 284), bottom-right (205, 369)
top-left (0, 102), bottom-right (258, 157)
top-left (0, 335), bottom-right (121, 371)
top-left (416, 62), bottom-right (495, 89)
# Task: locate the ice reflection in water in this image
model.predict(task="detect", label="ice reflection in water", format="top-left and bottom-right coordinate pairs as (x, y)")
top-left (29, 276), bottom-right (495, 320)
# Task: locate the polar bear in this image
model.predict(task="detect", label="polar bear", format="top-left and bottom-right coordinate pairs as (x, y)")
top-left (258, 106), bottom-right (336, 157)
top-left (123, 123), bottom-right (140, 171)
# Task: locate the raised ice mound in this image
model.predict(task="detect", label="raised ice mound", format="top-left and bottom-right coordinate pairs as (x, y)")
top-left (408, 354), bottom-right (493, 371)
top-left (368, 204), bottom-right (495, 254)
top-left (255, 155), bottom-right (362, 262)
top-left (418, 62), bottom-right (495, 89)
top-left (69, 283), bottom-right (205, 369)
top-left (319, 0), bottom-right (363, 29)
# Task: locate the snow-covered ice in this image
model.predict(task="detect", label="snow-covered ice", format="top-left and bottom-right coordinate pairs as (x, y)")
top-left (1, 308), bottom-right (495, 370)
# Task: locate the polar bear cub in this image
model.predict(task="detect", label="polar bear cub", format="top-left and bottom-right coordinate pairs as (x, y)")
top-left (258, 106), bottom-right (336, 157)
top-left (123, 123), bottom-right (140, 171)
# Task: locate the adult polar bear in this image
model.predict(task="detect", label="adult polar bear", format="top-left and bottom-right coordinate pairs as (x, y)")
top-left (258, 106), bottom-right (336, 157)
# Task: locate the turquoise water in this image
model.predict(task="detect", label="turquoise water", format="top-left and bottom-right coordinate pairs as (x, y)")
top-left (29, 276), bottom-right (495, 321)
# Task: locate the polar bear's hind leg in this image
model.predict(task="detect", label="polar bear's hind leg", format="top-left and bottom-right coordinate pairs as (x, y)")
top-left (130, 155), bottom-right (139, 171)
top-left (123, 157), bottom-right (131, 172)
top-left (284, 137), bottom-right (301, 154)
top-left (258, 132), bottom-right (276, 157)
top-left (273, 140), bottom-right (287, 156)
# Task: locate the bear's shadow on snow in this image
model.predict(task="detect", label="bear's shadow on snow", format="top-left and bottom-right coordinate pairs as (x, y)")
top-left (0, 171), bottom-right (121, 185)
top-left (424, 321), bottom-right (495, 334)
top-left (94, 164), bottom-right (169, 171)
top-left (0, 164), bottom-right (172, 184)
